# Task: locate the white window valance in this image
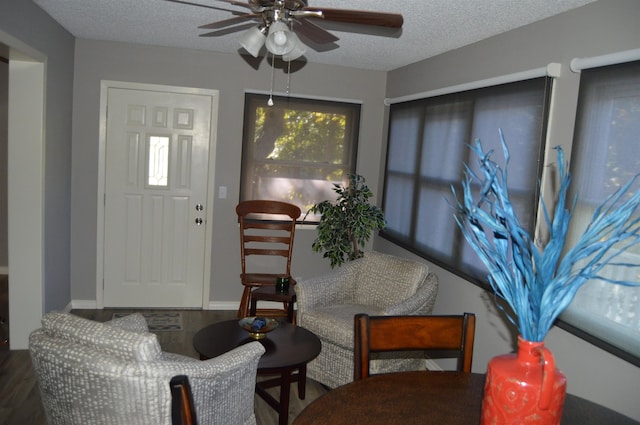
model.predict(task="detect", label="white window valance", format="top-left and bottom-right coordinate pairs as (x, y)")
top-left (384, 63), bottom-right (561, 105)
top-left (570, 48), bottom-right (640, 72)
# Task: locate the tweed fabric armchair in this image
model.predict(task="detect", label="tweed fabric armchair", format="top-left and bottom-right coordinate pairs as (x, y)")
top-left (296, 251), bottom-right (439, 388)
top-left (29, 312), bottom-right (264, 425)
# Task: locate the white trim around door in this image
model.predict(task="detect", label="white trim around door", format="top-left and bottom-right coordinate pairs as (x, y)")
top-left (96, 80), bottom-right (219, 309)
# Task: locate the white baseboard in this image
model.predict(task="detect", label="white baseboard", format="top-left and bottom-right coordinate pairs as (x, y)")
top-left (206, 301), bottom-right (283, 311)
top-left (69, 299), bottom-right (247, 311)
top-left (207, 301), bottom-right (239, 310)
top-left (71, 300), bottom-right (99, 310)
top-left (69, 300), bottom-right (282, 312)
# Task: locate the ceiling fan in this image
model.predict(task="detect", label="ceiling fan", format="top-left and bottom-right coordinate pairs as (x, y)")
top-left (171, 0), bottom-right (403, 61)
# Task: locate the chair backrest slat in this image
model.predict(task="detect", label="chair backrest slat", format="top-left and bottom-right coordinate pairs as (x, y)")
top-left (236, 200), bottom-right (301, 219)
top-left (354, 313), bottom-right (476, 380)
top-left (243, 248), bottom-right (290, 257)
top-left (243, 235), bottom-right (293, 245)
top-left (242, 220), bottom-right (295, 231)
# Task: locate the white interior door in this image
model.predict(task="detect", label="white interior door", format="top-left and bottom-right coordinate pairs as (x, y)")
top-left (103, 87), bottom-right (214, 307)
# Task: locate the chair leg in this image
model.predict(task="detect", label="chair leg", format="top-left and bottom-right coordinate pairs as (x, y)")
top-left (285, 301), bottom-right (296, 324)
top-left (238, 286), bottom-right (252, 318)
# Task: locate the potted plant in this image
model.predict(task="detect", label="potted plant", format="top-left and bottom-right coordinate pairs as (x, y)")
top-left (307, 174), bottom-right (386, 268)
top-left (453, 131), bottom-right (640, 424)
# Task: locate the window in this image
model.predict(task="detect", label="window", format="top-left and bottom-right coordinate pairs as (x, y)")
top-left (381, 78), bottom-right (551, 285)
top-left (559, 60), bottom-right (640, 365)
top-left (147, 135), bottom-right (169, 187)
top-left (240, 93), bottom-right (360, 220)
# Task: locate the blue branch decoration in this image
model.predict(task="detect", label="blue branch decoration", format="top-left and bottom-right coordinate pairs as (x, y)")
top-left (452, 130), bottom-right (640, 341)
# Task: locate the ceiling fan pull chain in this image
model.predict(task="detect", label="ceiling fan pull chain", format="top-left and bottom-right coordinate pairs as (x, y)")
top-left (285, 19), bottom-right (293, 96)
top-left (268, 53), bottom-right (275, 106)
top-left (286, 59), bottom-right (291, 95)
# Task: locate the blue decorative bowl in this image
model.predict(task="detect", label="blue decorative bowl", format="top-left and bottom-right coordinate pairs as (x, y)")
top-left (238, 317), bottom-right (279, 340)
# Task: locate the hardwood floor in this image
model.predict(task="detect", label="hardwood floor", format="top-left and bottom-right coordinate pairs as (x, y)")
top-left (0, 309), bottom-right (328, 425)
top-left (0, 350), bottom-right (46, 425)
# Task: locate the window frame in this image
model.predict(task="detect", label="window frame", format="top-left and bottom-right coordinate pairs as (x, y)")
top-left (381, 64), bottom-right (640, 367)
top-left (239, 93), bottom-right (360, 221)
top-left (555, 60), bottom-right (640, 367)
top-left (380, 77), bottom-right (552, 289)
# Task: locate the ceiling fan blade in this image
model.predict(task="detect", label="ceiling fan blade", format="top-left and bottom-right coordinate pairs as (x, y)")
top-left (314, 20), bottom-right (402, 39)
top-left (198, 14), bottom-right (260, 29)
top-left (163, 0), bottom-right (242, 14)
top-left (293, 18), bottom-right (339, 44)
top-left (199, 22), bottom-right (256, 37)
top-left (211, 0), bottom-right (265, 11)
top-left (302, 7), bottom-right (403, 28)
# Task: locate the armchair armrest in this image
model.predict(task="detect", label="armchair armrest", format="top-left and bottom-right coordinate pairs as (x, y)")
top-left (384, 272), bottom-right (439, 315)
top-left (142, 340), bottom-right (265, 378)
top-left (105, 312), bottom-right (150, 333)
top-left (139, 342), bottom-right (265, 425)
top-left (295, 262), bottom-right (360, 314)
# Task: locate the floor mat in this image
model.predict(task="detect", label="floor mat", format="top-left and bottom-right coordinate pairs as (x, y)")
top-left (112, 312), bottom-right (183, 331)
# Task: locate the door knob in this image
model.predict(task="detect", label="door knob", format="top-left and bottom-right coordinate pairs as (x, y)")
top-left (195, 203), bottom-right (204, 211)
top-left (195, 218), bottom-right (203, 225)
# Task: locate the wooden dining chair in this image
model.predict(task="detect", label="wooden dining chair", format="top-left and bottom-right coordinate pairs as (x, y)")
top-left (170, 375), bottom-right (198, 425)
top-left (354, 313), bottom-right (476, 380)
top-left (236, 200), bottom-right (301, 319)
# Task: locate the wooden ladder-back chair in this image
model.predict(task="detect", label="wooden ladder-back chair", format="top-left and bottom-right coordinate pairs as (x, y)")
top-left (354, 313), bottom-right (476, 380)
top-left (236, 200), bottom-right (301, 319)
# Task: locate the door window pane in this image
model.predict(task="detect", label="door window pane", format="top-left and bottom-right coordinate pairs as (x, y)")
top-left (148, 135), bottom-right (169, 187)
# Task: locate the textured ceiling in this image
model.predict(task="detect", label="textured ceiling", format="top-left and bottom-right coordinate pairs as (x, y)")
top-left (33, 0), bottom-right (597, 71)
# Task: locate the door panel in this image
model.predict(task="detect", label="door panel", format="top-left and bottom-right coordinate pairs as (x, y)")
top-left (103, 87), bottom-right (213, 307)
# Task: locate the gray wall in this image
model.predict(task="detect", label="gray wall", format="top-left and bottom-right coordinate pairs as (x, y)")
top-left (380, 0), bottom-right (640, 420)
top-left (70, 39), bottom-right (387, 302)
top-left (0, 57), bottom-right (7, 269)
top-left (0, 1), bottom-right (74, 312)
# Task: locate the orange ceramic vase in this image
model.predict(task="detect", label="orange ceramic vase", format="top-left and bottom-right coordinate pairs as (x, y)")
top-left (481, 336), bottom-right (567, 425)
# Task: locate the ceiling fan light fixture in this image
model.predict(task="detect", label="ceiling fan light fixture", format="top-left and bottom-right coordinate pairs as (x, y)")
top-left (265, 21), bottom-right (296, 55)
top-left (282, 32), bottom-right (306, 61)
top-left (239, 25), bottom-right (267, 58)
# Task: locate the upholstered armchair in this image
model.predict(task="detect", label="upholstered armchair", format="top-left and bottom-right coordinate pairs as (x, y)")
top-left (295, 251), bottom-right (439, 388)
top-left (29, 312), bottom-right (264, 425)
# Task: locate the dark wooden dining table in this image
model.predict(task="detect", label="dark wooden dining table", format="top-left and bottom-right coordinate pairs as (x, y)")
top-left (292, 371), bottom-right (640, 425)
